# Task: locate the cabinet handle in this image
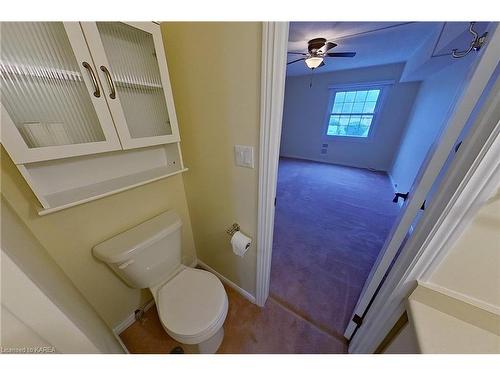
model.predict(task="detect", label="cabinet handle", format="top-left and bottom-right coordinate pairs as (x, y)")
top-left (82, 62), bottom-right (100, 98)
top-left (100, 65), bottom-right (116, 99)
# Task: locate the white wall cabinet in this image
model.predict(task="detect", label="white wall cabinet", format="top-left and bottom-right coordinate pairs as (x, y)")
top-left (0, 22), bottom-right (123, 164)
top-left (80, 22), bottom-right (180, 149)
top-left (1, 21), bottom-right (180, 163)
top-left (1, 22), bottom-right (187, 215)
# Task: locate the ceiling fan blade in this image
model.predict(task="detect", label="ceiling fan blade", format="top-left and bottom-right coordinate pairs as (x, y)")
top-left (287, 52), bottom-right (307, 55)
top-left (326, 52), bottom-right (356, 57)
top-left (287, 57), bottom-right (306, 65)
top-left (319, 42), bottom-right (337, 54)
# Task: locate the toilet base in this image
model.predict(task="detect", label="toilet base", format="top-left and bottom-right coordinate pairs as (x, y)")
top-left (182, 326), bottom-right (224, 354)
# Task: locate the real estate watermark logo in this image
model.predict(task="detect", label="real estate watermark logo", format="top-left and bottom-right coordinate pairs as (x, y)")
top-left (0, 346), bottom-right (56, 354)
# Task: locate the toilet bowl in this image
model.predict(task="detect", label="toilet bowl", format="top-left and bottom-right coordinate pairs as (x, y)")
top-left (151, 266), bottom-right (228, 353)
top-left (92, 210), bottom-right (228, 354)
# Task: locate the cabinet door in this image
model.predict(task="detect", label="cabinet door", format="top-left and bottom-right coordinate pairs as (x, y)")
top-left (0, 22), bottom-right (121, 164)
top-left (80, 22), bottom-right (180, 150)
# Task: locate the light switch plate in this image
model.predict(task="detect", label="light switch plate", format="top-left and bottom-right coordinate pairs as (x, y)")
top-left (234, 145), bottom-right (254, 168)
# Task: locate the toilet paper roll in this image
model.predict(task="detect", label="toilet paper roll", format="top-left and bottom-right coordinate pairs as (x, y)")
top-left (230, 231), bottom-right (252, 257)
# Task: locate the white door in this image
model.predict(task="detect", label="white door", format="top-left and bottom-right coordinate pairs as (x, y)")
top-left (344, 23), bottom-right (500, 340)
top-left (80, 22), bottom-right (180, 150)
top-left (0, 22), bottom-right (121, 164)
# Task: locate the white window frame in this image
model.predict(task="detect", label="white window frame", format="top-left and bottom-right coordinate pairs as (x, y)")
top-left (323, 81), bottom-right (393, 143)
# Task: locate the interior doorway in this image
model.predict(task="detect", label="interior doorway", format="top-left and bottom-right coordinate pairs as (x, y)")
top-left (260, 21), bottom-right (495, 343)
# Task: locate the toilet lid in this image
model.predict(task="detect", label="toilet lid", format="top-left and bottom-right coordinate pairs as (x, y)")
top-left (157, 268), bottom-right (227, 339)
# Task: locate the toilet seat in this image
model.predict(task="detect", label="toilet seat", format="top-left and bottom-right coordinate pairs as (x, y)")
top-left (156, 267), bottom-right (228, 345)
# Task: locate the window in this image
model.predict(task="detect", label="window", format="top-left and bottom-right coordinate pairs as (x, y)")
top-left (326, 88), bottom-right (381, 138)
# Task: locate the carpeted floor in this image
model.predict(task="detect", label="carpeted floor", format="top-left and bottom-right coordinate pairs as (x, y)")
top-left (270, 157), bottom-right (400, 339)
top-left (120, 285), bottom-right (347, 353)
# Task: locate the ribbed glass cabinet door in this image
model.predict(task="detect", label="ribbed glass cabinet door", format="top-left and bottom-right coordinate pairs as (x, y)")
top-left (0, 22), bottom-right (121, 163)
top-left (82, 22), bottom-right (180, 149)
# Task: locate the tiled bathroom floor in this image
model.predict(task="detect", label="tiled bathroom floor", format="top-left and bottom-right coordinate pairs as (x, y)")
top-left (119, 285), bottom-right (347, 354)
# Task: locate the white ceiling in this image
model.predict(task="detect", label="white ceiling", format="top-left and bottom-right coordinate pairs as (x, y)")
top-left (286, 22), bottom-right (441, 76)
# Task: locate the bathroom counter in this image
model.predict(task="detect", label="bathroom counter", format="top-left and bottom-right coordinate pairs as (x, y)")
top-left (406, 282), bottom-right (500, 353)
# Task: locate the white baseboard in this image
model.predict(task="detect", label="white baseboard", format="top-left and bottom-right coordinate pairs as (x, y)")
top-left (112, 298), bottom-right (156, 336)
top-left (387, 171), bottom-right (407, 211)
top-left (111, 256), bottom-right (255, 339)
top-left (113, 331), bottom-right (130, 354)
top-left (196, 259), bottom-right (257, 304)
top-left (280, 153), bottom-right (388, 173)
top-left (112, 299), bottom-right (155, 354)
top-left (388, 172), bottom-right (398, 192)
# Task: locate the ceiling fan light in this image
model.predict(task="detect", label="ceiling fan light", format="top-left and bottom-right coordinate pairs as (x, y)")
top-left (305, 57), bottom-right (323, 69)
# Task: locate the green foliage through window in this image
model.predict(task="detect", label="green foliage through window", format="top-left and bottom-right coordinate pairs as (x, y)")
top-left (327, 89), bottom-right (380, 138)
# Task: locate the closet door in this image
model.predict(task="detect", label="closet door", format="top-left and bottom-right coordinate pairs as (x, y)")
top-left (81, 22), bottom-right (180, 150)
top-left (0, 22), bottom-right (121, 164)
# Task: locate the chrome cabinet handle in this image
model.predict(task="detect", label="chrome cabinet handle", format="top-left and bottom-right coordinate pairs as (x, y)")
top-left (100, 65), bottom-right (116, 99)
top-left (82, 61), bottom-right (100, 98)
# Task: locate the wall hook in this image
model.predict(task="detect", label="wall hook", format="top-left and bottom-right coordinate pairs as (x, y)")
top-left (451, 22), bottom-right (488, 59)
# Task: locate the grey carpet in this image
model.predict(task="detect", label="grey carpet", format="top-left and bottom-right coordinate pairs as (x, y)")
top-left (270, 157), bottom-right (400, 338)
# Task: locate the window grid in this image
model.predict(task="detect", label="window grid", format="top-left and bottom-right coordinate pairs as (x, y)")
top-left (327, 89), bottom-right (381, 138)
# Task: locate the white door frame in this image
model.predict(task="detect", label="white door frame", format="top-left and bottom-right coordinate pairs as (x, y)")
top-left (349, 72), bottom-right (500, 352)
top-left (256, 21), bottom-right (500, 351)
top-left (255, 22), bottom-right (289, 306)
top-left (344, 23), bottom-right (500, 340)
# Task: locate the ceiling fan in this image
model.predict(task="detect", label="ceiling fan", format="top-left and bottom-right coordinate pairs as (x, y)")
top-left (288, 37), bottom-right (356, 69)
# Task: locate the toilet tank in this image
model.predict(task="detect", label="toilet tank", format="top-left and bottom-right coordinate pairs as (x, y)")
top-left (93, 210), bottom-right (182, 289)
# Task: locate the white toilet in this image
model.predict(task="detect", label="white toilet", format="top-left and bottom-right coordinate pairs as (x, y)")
top-left (93, 210), bottom-right (228, 354)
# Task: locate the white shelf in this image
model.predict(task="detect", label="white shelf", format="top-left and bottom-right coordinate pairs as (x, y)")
top-left (114, 79), bottom-right (162, 90)
top-left (17, 143), bottom-right (185, 216)
top-left (0, 62), bottom-right (82, 82)
top-left (38, 166), bottom-right (188, 215)
top-left (0, 63), bottom-right (162, 90)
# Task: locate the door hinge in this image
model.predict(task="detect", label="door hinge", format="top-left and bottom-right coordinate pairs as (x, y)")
top-left (352, 314), bottom-right (363, 326)
top-left (274, 197), bottom-right (277, 207)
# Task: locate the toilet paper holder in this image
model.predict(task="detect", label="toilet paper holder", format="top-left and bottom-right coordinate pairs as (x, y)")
top-left (226, 223), bottom-right (240, 237)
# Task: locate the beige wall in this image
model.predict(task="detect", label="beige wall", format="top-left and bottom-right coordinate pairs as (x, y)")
top-left (429, 189), bottom-right (500, 309)
top-left (1, 198), bottom-right (123, 353)
top-left (1, 146), bottom-right (197, 328)
top-left (1, 306), bottom-right (52, 350)
top-left (161, 22), bottom-right (262, 296)
top-left (382, 323), bottom-right (419, 354)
